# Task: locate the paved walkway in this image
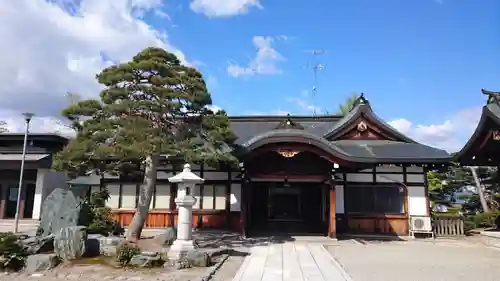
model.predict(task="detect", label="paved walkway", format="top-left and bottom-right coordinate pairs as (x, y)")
top-left (232, 242), bottom-right (352, 281)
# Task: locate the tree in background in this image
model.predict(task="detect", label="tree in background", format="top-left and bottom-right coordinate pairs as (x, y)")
top-left (428, 161), bottom-right (494, 213)
top-left (53, 47), bottom-right (237, 241)
top-left (335, 93), bottom-right (361, 115)
top-left (0, 121), bottom-right (8, 133)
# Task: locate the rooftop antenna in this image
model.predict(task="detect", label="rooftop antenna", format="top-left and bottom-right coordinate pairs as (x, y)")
top-left (303, 49), bottom-right (327, 117)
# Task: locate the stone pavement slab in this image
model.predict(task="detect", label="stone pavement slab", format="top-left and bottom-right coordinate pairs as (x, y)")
top-left (327, 237), bottom-right (500, 281)
top-left (232, 242), bottom-right (351, 281)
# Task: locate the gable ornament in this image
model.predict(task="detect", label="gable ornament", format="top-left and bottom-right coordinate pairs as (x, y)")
top-left (492, 130), bottom-right (500, 141)
top-left (277, 149), bottom-right (301, 158)
top-left (357, 121), bottom-right (368, 132)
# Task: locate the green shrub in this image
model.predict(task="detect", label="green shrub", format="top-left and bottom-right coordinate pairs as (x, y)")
top-left (88, 207), bottom-right (124, 236)
top-left (79, 189), bottom-right (125, 236)
top-left (116, 241), bottom-right (141, 266)
top-left (90, 188), bottom-right (110, 208)
top-left (461, 211), bottom-right (500, 231)
top-left (473, 212), bottom-right (500, 228)
top-left (0, 232), bottom-right (28, 271)
top-left (463, 219), bottom-right (476, 232)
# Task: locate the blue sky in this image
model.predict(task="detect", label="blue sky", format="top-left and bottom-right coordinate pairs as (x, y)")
top-left (2, 0), bottom-right (499, 151)
top-left (158, 0), bottom-right (500, 124)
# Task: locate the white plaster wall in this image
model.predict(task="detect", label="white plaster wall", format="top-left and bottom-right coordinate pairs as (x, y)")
top-left (32, 169), bottom-right (68, 219)
top-left (346, 173), bottom-right (372, 182)
top-left (202, 185), bottom-right (214, 209)
top-left (407, 174), bottom-right (425, 183)
top-left (214, 185), bottom-right (226, 210)
top-left (408, 186), bottom-right (428, 216)
top-left (121, 183), bottom-right (136, 209)
top-left (230, 184), bottom-right (241, 211)
top-left (376, 173), bottom-right (404, 183)
top-left (155, 184), bottom-right (171, 209)
top-left (106, 183), bottom-right (120, 209)
top-left (335, 185), bottom-right (344, 214)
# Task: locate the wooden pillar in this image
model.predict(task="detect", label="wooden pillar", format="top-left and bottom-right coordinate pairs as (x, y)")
top-left (328, 179), bottom-right (336, 238)
top-left (240, 180), bottom-right (248, 237)
top-left (169, 183), bottom-right (177, 227)
top-left (19, 185), bottom-right (27, 219)
top-left (0, 184), bottom-right (6, 219)
top-left (225, 169), bottom-right (232, 230)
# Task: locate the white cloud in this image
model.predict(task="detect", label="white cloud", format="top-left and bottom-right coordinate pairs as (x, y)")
top-left (228, 36), bottom-right (285, 78)
top-left (0, 111), bottom-right (76, 138)
top-left (190, 0), bottom-right (263, 17)
top-left (388, 107), bottom-right (482, 152)
top-left (287, 98), bottom-right (321, 114)
top-left (0, 0), bottom-right (185, 127)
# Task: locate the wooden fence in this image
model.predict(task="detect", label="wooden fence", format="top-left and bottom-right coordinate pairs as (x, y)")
top-left (432, 216), bottom-right (465, 237)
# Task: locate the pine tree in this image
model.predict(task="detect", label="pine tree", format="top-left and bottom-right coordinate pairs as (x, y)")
top-left (53, 47), bottom-right (237, 241)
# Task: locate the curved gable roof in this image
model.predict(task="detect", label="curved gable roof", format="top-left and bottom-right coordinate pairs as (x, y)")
top-left (323, 96), bottom-right (415, 143)
top-left (242, 129), bottom-right (450, 164)
top-left (456, 102), bottom-right (500, 164)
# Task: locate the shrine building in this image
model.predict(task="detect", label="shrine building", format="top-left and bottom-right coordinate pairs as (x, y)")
top-left (70, 94), bottom-right (452, 238)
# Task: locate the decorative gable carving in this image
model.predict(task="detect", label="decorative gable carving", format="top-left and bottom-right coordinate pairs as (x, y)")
top-left (325, 93), bottom-right (414, 142)
top-left (335, 117), bottom-right (397, 141)
top-left (275, 114), bottom-right (304, 130)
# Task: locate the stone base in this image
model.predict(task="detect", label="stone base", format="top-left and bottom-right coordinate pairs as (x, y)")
top-left (168, 239), bottom-right (196, 260)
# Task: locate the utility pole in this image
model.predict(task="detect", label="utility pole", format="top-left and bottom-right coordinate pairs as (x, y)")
top-left (303, 50), bottom-right (327, 116)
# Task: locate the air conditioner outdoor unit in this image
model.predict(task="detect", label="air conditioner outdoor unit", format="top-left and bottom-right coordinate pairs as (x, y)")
top-left (409, 216), bottom-right (434, 238)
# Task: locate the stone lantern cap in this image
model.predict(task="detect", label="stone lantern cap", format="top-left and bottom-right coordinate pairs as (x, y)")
top-left (168, 163), bottom-right (205, 184)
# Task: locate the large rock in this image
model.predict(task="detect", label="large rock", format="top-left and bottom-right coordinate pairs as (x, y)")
top-left (54, 226), bottom-right (87, 260)
top-left (155, 227), bottom-right (177, 246)
top-left (24, 254), bottom-right (60, 273)
top-left (185, 249), bottom-right (211, 267)
top-left (86, 234), bottom-right (124, 257)
top-left (39, 187), bottom-right (86, 237)
top-left (20, 235), bottom-right (55, 254)
top-left (129, 254), bottom-right (161, 268)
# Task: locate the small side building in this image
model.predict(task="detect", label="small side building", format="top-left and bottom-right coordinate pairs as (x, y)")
top-left (0, 133), bottom-right (69, 220)
top-left (456, 89), bottom-right (500, 166)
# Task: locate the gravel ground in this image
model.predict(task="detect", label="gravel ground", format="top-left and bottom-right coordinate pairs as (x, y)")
top-left (0, 263), bottom-right (207, 281)
top-left (327, 237), bottom-right (500, 281)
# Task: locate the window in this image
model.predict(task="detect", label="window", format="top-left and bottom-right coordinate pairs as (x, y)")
top-left (121, 183), bottom-right (137, 208)
top-left (345, 185), bottom-right (405, 215)
top-left (154, 184), bottom-right (171, 209)
top-left (199, 184), bottom-right (227, 210)
top-left (105, 184), bottom-right (120, 208)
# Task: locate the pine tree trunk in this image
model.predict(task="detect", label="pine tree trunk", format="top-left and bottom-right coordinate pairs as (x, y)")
top-left (126, 154), bottom-right (159, 241)
top-left (470, 166), bottom-right (490, 213)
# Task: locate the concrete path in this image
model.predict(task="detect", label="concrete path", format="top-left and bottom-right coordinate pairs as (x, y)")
top-left (232, 242), bottom-right (352, 281)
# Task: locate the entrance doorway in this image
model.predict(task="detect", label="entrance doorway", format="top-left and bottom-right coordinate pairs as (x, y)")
top-left (248, 181), bottom-right (327, 236)
top-left (3, 182), bottom-right (36, 219)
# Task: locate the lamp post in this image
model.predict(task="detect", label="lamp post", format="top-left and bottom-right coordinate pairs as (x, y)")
top-left (14, 113), bottom-right (34, 233)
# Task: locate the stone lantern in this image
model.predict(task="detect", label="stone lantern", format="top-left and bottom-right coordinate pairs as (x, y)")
top-left (168, 163), bottom-right (204, 260)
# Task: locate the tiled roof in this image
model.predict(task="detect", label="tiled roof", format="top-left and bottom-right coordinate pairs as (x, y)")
top-left (228, 106), bottom-right (451, 163)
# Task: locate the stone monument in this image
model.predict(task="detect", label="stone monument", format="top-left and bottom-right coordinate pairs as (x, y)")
top-left (167, 163), bottom-right (204, 260)
top-left (38, 187), bottom-right (86, 237)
